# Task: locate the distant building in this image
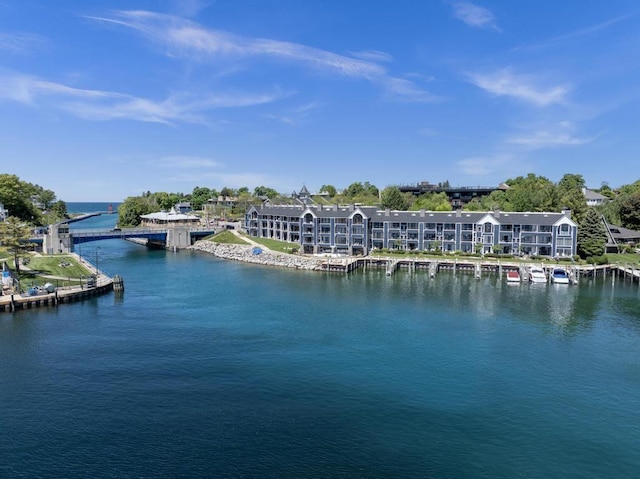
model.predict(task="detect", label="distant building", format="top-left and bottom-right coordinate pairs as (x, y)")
top-left (397, 181), bottom-right (509, 209)
top-left (582, 188), bottom-right (609, 207)
top-left (140, 208), bottom-right (200, 228)
top-left (0, 203), bottom-right (7, 222)
top-left (174, 202), bottom-right (193, 214)
top-left (207, 196), bottom-right (238, 208)
top-left (604, 221), bottom-right (640, 249)
top-left (291, 185), bottom-right (315, 206)
top-left (245, 203), bottom-right (577, 257)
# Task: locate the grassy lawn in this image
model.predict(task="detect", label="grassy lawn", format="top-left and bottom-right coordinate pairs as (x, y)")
top-left (606, 252), bottom-right (640, 264)
top-left (23, 255), bottom-right (91, 279)
top-left (245, 236), bottom-right (299, 254)
top-left (209, 230), bottom-right (250, 245)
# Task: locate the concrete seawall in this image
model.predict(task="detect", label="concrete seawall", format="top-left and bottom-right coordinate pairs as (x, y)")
top-left (0, 279), bottom-right (114, 313)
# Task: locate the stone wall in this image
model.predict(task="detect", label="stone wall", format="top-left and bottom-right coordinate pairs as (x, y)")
top-left (189, 241), bottom-right (324, 271)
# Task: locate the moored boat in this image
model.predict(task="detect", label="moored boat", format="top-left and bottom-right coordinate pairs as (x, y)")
top-left (506, 270), bottom-right (521, 282)
top-left (528, 266), bottom-right (547, 283)
top-left (551, 267), bottom-right (570, 284)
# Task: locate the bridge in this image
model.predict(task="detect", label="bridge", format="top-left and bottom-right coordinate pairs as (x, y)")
top-left (41, 224), bottom-right (216, 254)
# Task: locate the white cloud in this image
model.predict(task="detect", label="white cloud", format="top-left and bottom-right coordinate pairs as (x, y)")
top-left (507, 121), bottom-right (595, 149)
top-left (468, 67), bottom-right (570, 107)
top-left (456, 154), bottom-right (515, 177)
top-left (155, 156), bottom-right (221, 168)
top-left (0, 32), bottom-right (46, 54)
top-left (0, 70), bottom-right (287, 124)
top-left (348, 50), bottom-right (393, 63)
top-left (88, 10), bottom-right (439, 102)
top-left (452, 2), bottom-right (500, 31)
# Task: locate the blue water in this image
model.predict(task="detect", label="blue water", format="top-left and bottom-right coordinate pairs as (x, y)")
top-left (66, 202), bottom-right (120, 215)
top-left (2, 215), bottom-right (640, 478)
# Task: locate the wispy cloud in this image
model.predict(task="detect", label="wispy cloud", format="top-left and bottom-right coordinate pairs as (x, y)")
top-left (0, 32), bottom-right (46, 54)
top-left (348, 50), bottom-right (393, 63)
top-left (0, 70), bottom-right (287, 124)
top-left (170, 0), bottom-right (214, 18)
top-left (456, 154), bottom-right (518, 178)
top-left (513, 13), bottom-right (638, 51)
top-left (263, 102), bottom-right (322, 126)
top-left (155, 155), bottom-right (221, 168)
top-left (468, 67), bottom-right (570, 107)
top-left (87, 10), bottom-right (440, 103)
top-left (507, 121), bottom-right (596, 149)
top-left (451, 1), bottom-right (500, 31)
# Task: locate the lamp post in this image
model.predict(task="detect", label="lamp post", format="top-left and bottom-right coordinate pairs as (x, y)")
top-left (95, 246), bottom-right (101, 279)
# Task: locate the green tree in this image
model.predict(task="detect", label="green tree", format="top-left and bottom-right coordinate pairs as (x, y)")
top-left (118, 196), bottom-right (154, 227)
top-left (319, 185), bottom-right (337, 197)
top-left (50, 200), bottom-right (67, 218)
top-left (345, 182), bottom-right (365, 198)
top-left (253, 186), bottom-right (279, 199)
top-left (190, 186), bottom-right (212, 210)
top-left (0, 174), bottom-right (42, 223)
top-left (380, 186), bottom-right (408, 210)
top-left (556, 173), bottom-right (587, 224)
top-left (410, 192), bottom-right (451, 211)
top-left (220, 187), bottom-right (236, 198)
top-left (505, 174), bottom-right (556, 212)
top-left (618, 191), bottom-right (640, 230)
top-left (0, 216), bottom-right (32, 273)
top-left (577, 208), bottom-right (608, 258)
top-left (33, 186), bottom-right (56, 210)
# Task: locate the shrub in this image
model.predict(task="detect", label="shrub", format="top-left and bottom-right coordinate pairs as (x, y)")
top-left (586, 255), bottom-right (609, 265)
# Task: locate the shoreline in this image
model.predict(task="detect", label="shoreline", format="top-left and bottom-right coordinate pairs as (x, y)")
top-left (189, 241), bottom-right (326, 270)
top-left (189, 240), bottom-right (640, 282)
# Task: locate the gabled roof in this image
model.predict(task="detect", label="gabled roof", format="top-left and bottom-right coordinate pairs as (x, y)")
top-left (606, 223), bottom-right (640, 241)
top-left (140, 211), bottom-right (200, 221)
top-left (495, 211), bottom-right (576, 227)
top-left (583, 188), bottom-right (608, 201)
top-left (251, 204), bottom-right (576, 226)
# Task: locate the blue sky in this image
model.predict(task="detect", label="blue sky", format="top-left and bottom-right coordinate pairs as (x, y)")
top-left (1, 0), bottom-right (639, 201)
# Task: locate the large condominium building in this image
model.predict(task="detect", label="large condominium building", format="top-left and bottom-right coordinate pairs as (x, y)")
top-left (245, 203), bottom-right (578, 257)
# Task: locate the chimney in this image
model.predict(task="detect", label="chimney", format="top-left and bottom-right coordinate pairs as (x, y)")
top-left (385, 209), bottom-right (390, 217)
top-left (493, 208), bottom-right (500, 218)
top-left (562, 207), bottom-right (572, 219)
top-left (419, 209), bottom-right (425, 217)
top-left (456, 209), bottom-right (461, 218)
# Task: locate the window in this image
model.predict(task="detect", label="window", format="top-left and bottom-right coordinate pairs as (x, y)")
top-left (559, 224), bottom-right (571, 236)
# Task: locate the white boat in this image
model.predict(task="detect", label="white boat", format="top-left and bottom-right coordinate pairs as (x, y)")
top-left (506, 270), bottom-right (521, 282)
top-left (551, 267), bottom-right (570, 284)
top-left (528, 266), bottom-right (547, 283)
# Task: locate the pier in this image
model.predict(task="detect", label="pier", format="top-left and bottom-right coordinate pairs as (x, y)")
top-left (316, 256), bottom-right (627, 282)
top-left (0, 275), bottom-right (116, 312)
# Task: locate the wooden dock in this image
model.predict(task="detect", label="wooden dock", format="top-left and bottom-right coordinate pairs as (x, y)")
top-left (317, 256), bottom-right (628, 282)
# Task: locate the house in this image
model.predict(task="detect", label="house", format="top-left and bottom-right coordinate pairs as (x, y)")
top-left (174, 202), bottom-right (193, 214)
top-left (245, 204), bottom-right (578, 257)
top-left (0, 203), bottom-right (7, 222)
top-left (603, 222), bottom-right (640, 250)
top-left (582, 188), bottom-right (608, 207)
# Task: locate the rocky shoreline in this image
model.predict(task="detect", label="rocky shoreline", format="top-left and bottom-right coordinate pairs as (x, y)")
top-left (189, 241), bottom-right (325, 270)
